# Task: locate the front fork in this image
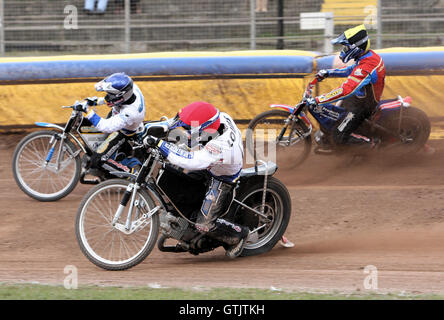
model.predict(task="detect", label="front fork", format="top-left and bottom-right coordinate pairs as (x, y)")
top-left (111, 181), bottom-right (160, 234)
top-left (277, 113), bottom-right (311, 145)
top-left (111, 153), bottom-right (161, 233)
top-left (112, 182), bottom-right (139, 229)
top-left (277, 114), bottom-right (296, 143)
top-left (44, 133), bottom-right (66, 171)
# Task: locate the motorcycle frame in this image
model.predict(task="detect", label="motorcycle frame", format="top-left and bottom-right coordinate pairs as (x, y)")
top-left (276, 78), bottom-right (412, 144)
top-left (109, 152), bottom-right (275, 236)
top-left (34, 109), bottom-right (170, 183)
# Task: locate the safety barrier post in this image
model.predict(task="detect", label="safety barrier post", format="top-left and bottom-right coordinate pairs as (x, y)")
top-left (124, 0), bottom-right (130, 53)
top-left (376, 0), bottom-right (382, 49)
top-left (250, 0), bottom-right (256, 50)
top-left (277, 0), bottom-right (284, 49)
top-left (324, 12), bottom-right (334, 54)
top-left (0, 0), bottom-right (4, 55)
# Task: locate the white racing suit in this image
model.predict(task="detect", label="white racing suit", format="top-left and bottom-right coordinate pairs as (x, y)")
top-left (84, 83), bottom-right (146, 173)
top-left (157, 112), bottom-right (250, 246)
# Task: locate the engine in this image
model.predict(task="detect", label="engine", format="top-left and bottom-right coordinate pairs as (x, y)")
top-left (159, 211), bottom-right (189, 240)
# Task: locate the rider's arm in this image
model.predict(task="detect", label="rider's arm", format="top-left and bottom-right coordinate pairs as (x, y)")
top-left (315, 67), bottom-right (372, 105)
top-left (327, 65), bottom-right (355, 78)
top-left (86, 109), bottom-right (133, 133)
top-left (156, 140), bottom-right (222, 171)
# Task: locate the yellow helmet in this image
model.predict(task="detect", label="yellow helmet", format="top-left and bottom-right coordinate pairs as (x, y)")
top-left (331, 24), bottom-right (370, 63)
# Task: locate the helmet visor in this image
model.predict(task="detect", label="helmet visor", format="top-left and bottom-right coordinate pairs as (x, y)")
top-left (95, 80), bottom-right (120, 94)
top-left (331, 33), bottom-right (348, 46)
top-left (169, 113), bottom-right (191, 131)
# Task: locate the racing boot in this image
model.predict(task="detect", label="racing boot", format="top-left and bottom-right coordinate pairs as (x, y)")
top-left (370, 137), bottom-right (381, 149)
top-left (314, 130), bottom-right (334, 155)
top-left (206, 218), bottom-right (250, 259)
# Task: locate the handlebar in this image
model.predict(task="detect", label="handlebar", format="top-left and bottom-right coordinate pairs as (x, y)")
top-left (288, 77), bottom-right (318, 117)
top-left (61, 100), bottom-right (88, 111)
top-left (61, 97), bottom-right (106, 110)
top-left (61, 104), bottom-right (77, 109)
top-left (303, 77), bottom-right (318, 100)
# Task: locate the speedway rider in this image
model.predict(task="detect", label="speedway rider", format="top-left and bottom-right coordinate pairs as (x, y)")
top-left (76, 72), bottom-right (146, 174)
top-left (143, 101), bottom-right (250, 258)
top-left (308, 24), bottom-right (386, 151)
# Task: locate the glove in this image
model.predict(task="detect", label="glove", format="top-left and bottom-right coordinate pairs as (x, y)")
top-left (305, 97), bottom-right (318, 108)
top-left (315, 69), bottom-right (329, 82)
top-left (73, 101), bottom-right (89, 113)
top-left (143, 135), bottom-right (159, 148)
top-left (85, 96), bottom-right (98, 107)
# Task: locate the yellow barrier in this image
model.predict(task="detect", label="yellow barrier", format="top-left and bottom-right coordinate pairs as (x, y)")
top-left (1, 74), bottom-right (442, 127)
top-left (0, 78), bottom-right (307, 126)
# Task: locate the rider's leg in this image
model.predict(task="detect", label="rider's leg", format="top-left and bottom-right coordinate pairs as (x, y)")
top-left (332, 103), bottom-right (376, 148)
top-left (195, 177), bottom-right (250, 258)
top-left (90, 131), bottom-right (136, 173)
top-left (120, 156), bottom-right (142, 174)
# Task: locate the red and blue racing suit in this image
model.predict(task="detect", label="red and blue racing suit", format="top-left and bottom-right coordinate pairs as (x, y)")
top-left (315, 49), bottom-right (386, 146)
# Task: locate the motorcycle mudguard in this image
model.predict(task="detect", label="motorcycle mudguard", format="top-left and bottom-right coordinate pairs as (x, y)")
top-left (379, 96), bottom-right (412, 110)
top-left (373, 96), bottom-right (412, 122)
top-left (240, 161), bottom-right (278, 178)
top-left (269, 105), bottom-right (313, 128)
top-left (144, 120), bottom-right (170, 131)
top-left (35, 122), bottom-right (65, 131)
top-left (270, 104), bottom-right (294, 113)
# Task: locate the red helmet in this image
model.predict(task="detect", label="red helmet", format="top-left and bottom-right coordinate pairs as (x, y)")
top-left (170, 101), bottom-right (220, 134)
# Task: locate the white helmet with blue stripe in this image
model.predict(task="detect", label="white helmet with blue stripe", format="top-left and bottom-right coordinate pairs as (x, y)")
top-left (95, 72), bottom-right (134, 107)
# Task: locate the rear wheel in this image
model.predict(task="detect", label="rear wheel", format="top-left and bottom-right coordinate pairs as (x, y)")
top-left (12, 130), bottom-right (81, 201)
top-left (229, 176), bottom-right (291, 256)
top-left (379, 107), bottom-right (431, 154)
top-left (246, 109), bottom-right (312, 169)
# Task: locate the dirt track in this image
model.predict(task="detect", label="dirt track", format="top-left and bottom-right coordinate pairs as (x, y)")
top-left (1, 133), bottom-right (444, 294)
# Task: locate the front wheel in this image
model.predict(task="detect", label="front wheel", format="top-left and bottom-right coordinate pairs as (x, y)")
top-left (12, 130), bottom-right (81, 201)
top-left (75, 179), bottom-right (160, 270)
top-left (246, 109), bottom-right (312, 170)
top-left (229, 176), bottom-right (292, 257)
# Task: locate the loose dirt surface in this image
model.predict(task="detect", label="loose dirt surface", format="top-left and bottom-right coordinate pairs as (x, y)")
top-left (2, 132), bottom-right (444, 295)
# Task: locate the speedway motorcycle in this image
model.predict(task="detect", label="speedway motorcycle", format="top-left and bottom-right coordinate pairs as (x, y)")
top-left (246, 77), bottom-right (431, 167)
top-left (75, 142), bottom-right (291, 270)
top-left (12, 100), bottom-right (172, 201)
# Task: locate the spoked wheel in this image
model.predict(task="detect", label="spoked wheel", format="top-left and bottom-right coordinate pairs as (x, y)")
top-left (12, 130), bottom-right (81, 201)
top-left (246, 110), bottom-right (312, 169)
top-left (75, 179), bottom-right (160, 270)
top-left (380, 107), bottom-right (431, 154)
top-left (230, 176), bottom-right (291, 256)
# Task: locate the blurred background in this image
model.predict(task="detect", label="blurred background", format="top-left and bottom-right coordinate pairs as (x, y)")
top-left (0, 0), bottom-right (443, 57)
